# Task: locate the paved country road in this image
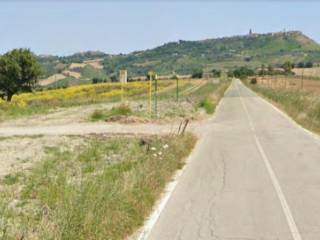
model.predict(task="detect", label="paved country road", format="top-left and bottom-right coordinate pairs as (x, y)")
top-left (146, 80), bottom-right (320, 240)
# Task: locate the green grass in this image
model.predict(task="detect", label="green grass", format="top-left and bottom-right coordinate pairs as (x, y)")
top-left (0, 134), bottom-right (196, 240)
top-left (246, 82), bottom-right (320, 134)
top-left (91, 104), bottom-right (132, 121)
top-left (0, 104), bottom-right (50, 121)
top-left (81, 65), bottom-right (107, 80)
top-left (194, 81), bottom-right (230, 114)
top-left (198, 97), bottom-right (215, 114)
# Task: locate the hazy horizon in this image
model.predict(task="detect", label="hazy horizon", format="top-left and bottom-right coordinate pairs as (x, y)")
top-left (1, 1), bottom-right (319, 56)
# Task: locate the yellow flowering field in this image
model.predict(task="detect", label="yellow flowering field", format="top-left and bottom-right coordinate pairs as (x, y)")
top-left (0, 80), bottom-right (182, 108)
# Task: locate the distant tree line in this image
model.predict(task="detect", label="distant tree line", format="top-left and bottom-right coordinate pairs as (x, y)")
top-left (295, 61), bottom-right (313, 68)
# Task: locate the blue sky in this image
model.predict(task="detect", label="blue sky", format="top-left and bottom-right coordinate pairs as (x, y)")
top-left (0, 1), bottom-right (319, 56)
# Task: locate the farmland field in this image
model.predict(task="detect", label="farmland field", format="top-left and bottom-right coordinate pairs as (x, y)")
top-left (0, 79), bottom-right (230, 125)
top-left (292, 67), bottom-right (320, 77)
top-left (255, 75), bottom-right (320, 93)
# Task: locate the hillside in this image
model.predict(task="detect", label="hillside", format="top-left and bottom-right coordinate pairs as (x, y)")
top-left (39, 31), bottom-right (320, 82)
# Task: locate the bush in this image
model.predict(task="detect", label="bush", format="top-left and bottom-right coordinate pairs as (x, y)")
top-left (198, 97), bottom-right (215, 114)
top-left (250, 78), bottom-right (257, 84)
top-left (305, 61), bottom-right (313, 68)
top-left (91, 104), bottom-right (132, 121)
top-left (212, 69), bottom-right (221, 78)
top-left (191, 70), bottom-right (203, 79)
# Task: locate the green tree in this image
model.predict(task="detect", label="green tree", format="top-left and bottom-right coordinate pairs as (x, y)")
top-left (297, 62), bottom-right (305, 68)
top-left (305, 61), bottom-right (313, 68)
top-left (267, 64), bottom-right (274, 74)
top-left (191, 69), bottom-right (203, 79)
top-left (0, 49), bottom-right (42, 101)
top-left (212, 69), bottom-right (221, 78)
top-left (259, 64), bottom-right (266, 76)
top-left (282, 61), bottom-right (294, 74)
top-left (233, 66), bottom-right (255, 79)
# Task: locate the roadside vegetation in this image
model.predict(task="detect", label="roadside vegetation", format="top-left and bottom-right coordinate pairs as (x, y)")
top-left (246, 82), bottom-right (320, 134)
top-left (0, 134), bottom-right (196, 240)
top-left (89, 80), bottom-right (230, 122)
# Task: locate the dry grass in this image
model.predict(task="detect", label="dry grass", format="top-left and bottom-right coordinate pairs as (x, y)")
top-left (292, 67), bottom-right (320, 77)
top-left (256, 76), bottom-right (320, 93)
top-left (0, 134), bottom-right (196, 240)
top-left (247, 82), bottom-right (320, 134)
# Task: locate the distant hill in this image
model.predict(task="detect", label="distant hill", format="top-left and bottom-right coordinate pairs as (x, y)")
top-left (38, 31), bottom-right (320, 81)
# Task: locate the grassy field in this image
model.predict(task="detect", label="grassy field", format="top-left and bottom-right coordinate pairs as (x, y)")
top-left (246, 81), bottom-right (320, 134)
top-left (0, 134), bottom-right (196, 240)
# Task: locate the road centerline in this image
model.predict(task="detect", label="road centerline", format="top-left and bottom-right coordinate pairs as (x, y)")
top-left (236, 80), bottom-right (303, 240)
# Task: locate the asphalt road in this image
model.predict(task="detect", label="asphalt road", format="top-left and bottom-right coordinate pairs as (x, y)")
top-left (147, 79), bottom-right (320, 240)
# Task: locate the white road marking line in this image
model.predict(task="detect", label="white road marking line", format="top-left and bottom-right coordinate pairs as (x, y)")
top-left (236, 80), bottom-right (302, 240)
top-left (136, 167), bottom-right (183, 240)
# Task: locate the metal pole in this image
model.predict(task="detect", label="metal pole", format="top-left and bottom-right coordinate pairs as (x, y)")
top-left (154, 75), bottom-right (158, 118)
top-left (149, 75), bottom-right (152, 117)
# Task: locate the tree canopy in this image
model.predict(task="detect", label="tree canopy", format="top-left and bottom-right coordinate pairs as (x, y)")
top-left (0, 49), bottom-right (42, 101)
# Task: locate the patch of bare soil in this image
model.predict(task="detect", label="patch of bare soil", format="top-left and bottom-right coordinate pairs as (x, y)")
top-left (106, 116), bottom-right (151, 124)
top-left (63, 70), bottom-right (82, 79)
top-left (69, 63), bottom-right (87, 69)
top-left (39, 74), bottom-right (66, 86)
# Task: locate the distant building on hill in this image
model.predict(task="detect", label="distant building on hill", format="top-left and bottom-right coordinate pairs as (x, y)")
top-left (248, 29), bottom-right (258, 37)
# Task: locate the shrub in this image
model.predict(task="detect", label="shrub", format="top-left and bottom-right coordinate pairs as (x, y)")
top-left (250, 78), bottom-right (257, 84)
top-left (91, 104), bottom-right (132, 121)
top-left (199, 97), bottom-right (215, 114)
top-left (191, 70), bottom-right (203, 79)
